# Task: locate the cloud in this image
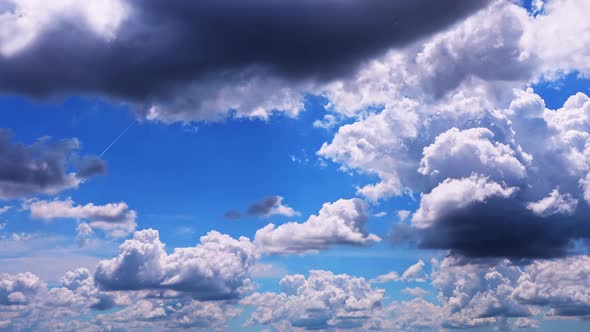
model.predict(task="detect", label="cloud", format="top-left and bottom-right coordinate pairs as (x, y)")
top-left (411, 175), bottom-right (518, 229)
top-left (94, 228), bottom-right (256, 300)
top-left (371, 260), bottom-right (427, 284)
top-left (246, 195), bottom-right (299, 217)
top-left (223, 210), bottom-right (241, 221)
top-left (526, 187), bottom-right (578, 216)
top-left (0, 0), bottom-right (490, 122)
top-left (513, 255), bottom-right (590, 317)
top-left (0, 272), bottom-right (44, 305)
top-left (0, 130), bottom-right (104, 200)
top-left (418, 127), bottom-right (528, 182)
top-left (28, 198), bottom-right (137, 238)
top-left (254, 198), bottom-right (380, 254)
top-left (401, 287), bottom-right (429, 298)
top-left (242, 270), bottom-right (384, 331)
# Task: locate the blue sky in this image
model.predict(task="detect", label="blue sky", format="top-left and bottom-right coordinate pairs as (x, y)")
top-left (1, 0), bottom-right (590, 331)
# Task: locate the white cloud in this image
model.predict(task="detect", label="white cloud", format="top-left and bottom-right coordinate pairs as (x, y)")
top-left (28, 198), bottom-right (137, 238)
top-left (527, 187), bottom-right (578, 216)
top-left (513, 255), bottom-right (590, 317)
top-left (401, 287), bottom-right (429, 298)
top-left (0, 272), bottom-right (44, 305)
top-left (397, 210), bottom-right (411, 221)
top-left (254, 198), bottom-right (380, 254)
top-left (242, 270), bottom-right (384, 331)
top-left (94, 228), bottom-right (256, 300)
top-left (419, 127), bottom-right (527, 182)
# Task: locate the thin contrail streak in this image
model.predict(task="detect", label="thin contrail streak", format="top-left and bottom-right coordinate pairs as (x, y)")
top-left (99, 122), bottom-right (134, 158)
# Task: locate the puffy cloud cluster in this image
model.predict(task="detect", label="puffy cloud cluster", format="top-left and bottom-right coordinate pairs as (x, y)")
top-left (316, 1), bottom-right (590, 259)
top-left (28, 198), bottom-right (137, 238)
top-left (94, 228), bottom-right (256, 300)
top-left (0, 267), bottom-right (239, 331)
top-left (0, 130), bottom-right (104, 200)
top-left (254, 198), bottom-right (380, 254)
top-left (242, 270), bottom-right (384, 331)
top-left (513, 255), bottom-right (590, 317)
top-left (0, 272), bottom-right (43, 305)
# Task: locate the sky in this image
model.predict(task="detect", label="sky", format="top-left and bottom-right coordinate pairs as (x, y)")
top-left (0, 0), bottom-right (590, 331)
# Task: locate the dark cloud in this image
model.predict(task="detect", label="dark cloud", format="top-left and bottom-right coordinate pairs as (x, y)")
top-left (75, 156), bottom-right (107, 178)
top-left (0, 129), bottom-right (104, 200)
top-left (0, 0), bottom-right (489, 102)
top-left (224, 210), bottom-right (242, 221)
top-left (410, 198), bottom-right (590, 260)
top-left (247, 196), bottom-right (281, 216)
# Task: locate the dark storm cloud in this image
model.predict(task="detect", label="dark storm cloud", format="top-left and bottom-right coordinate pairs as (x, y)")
top-left (247, 195), bottom-right (280, 216)
top-left (404, 198), bottom-right (590, 260)
top-left (0, 0), bottom-right (490, 101)
top-left (0, 129), bottom-right (104, 199)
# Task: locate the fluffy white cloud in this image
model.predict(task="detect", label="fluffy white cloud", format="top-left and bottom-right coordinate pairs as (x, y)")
top-left (412, 175), bottom-right (517, 228)
top-left (254, 198), bottom-right (380, 254)
top-left (0, 272), bottom-right (43, 305)
top-left (28, 198), bottom-right (137, 238)
top-left (431, 256), bottom-right (532, 329)
top-left (242, 270), bottom-right (384, 331)
top-left (513, 255), bottom-right (590, 317)
top-left (94, 228), bottom-right (256, 300)
top-left (401, 287), bottom-right (429, 298)
top-left (526, 187), bottom-right (578, 216)
top-left (524, 0), bottom-right (590, 78)
top-left (419, 127), bottom-right (527, 181)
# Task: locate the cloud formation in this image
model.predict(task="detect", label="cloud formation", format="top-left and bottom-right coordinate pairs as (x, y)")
top-left (94, 228), bottom-right (256, 300)
top-left (28, 198), bottom-right (137, 238)
top-left (242, 270), bottom-right (384, 331)
top-left (0, 130), bottom-right (104, 200)
top-left (0, 0), bottom-right (489, 122)
top-left (254, 198), bottom-right (380, 254)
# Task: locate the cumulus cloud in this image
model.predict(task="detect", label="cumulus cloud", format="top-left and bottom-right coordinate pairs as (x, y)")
top-left (0, 130), bottom-right (104, 200)
top-left (254, 198), bottom-right (380, 254)
top-left (513, 255), bottom-right (590, 317)
top-left (0, 272), bottom-right (43, 305)
top-left (526, 187), bottom-right (578, 216)
top-left (411, 175), bottom-right (517, 229)
top-left (419, 127), bottom-right (528, 182)
top-left (94, 228), bottom-right (256, 300)
top-left (242, 270), bottom-right (384, 331)
top-left (28, 198), bottom-right (137, 238)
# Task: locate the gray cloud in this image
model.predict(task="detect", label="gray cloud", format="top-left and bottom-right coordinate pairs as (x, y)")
top-left (0, 129), bottom-right (104, 200)
top-left (0, 0), bottom-right (489, 122)
top-left (223, 210), bottom-right (241, 221)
